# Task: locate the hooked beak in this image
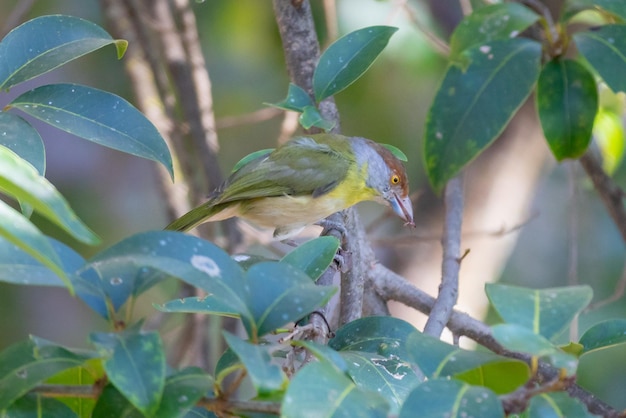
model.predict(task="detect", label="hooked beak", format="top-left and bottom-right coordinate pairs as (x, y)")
top-left (389, 193), bottom-right (415, 227)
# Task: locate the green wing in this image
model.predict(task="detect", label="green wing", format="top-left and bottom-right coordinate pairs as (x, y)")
top-left (212, 135), bottom-right (353, 204)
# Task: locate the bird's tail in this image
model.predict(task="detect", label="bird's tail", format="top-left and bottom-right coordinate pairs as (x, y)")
top-left (165, 202), bottom-right (222, 232)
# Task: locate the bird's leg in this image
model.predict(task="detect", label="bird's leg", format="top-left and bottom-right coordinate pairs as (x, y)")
top-left (314, 218), bottom-right (351, 272)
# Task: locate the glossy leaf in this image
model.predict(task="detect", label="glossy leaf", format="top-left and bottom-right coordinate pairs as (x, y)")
top-left (0, 112), bottom-right (44, 175)
top-left (492, 324), bottom-right (578, 374)
top-left (293, 340), bottom-right (348, 374)
top-left (381, 144), bottom-right (408, 162)
top-left (0, 15), bottom-right (127, 90)
top-left (399, 379), bottom-right (503, 418)
top-left (527, 392), bottom-right (601, 417)
top-left (280, 236), bottom-right (340, 280)
top-left (154, 367), bottom-right (213, 418)
top-left (91, 385), bottom-right (142, 418)
top-left (0, 200), bottom-right (70, 290)
top-left (3, 394), bottom-right (78, 418)
top-left (90, 329), bottom-right (166, 417)
top-left (405, 330), bottom-right (529, 391)
top-left (424, 38), bottom-right (541, 191)
top-left (45, 358), bottom-right (103, 418)
top-left (0, 144), bottom-right (99, 244)
top-left (299, 105), bottom-right (335, 131)
top-left (0, 337), bottom-right (92, 410)
top-left (282, 361), bottom-right (389, 418)
top-left (9, 84), bottom-right (173, 178)
top-left (579, 319), bottom-right (626, 353)
top-left (79, 231), bottom-right (247, 315)
top-left (245, 261), bottom-right (336, 338)
top-left (223, 332), bottom-right (287, 396)
top-left (313, 26), bottom-right (398, 102)
top-left (214, 348), bottom-right (241, 389)
top-left (341, 351), bottom-right (421, 414)
top-left (155, 295), bottom-right (240, 318)
top-left (574, 25), bottom-right (626, 94)
top-left (536, 58), bottom-right (598, 160)
top-left (330, 316), bottom-right (418, 361)
top-left (231, 149), bottom-right (273, 173)
top-left (267, 83), bottom-right (313, 112)
top-left (594, 108), bottom-right (625, 174)
top-left (449, 3), bottom-right (539, 59)
top-left (486, 283), bottom-right (593, 340)
top-left (563, 0), bottom-right (626, 22)
top-left (0, 235), bottom-right (83, 287)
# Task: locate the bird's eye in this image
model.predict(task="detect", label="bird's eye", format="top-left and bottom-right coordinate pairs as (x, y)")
top-left (391, 175), bottom-right (400, 185)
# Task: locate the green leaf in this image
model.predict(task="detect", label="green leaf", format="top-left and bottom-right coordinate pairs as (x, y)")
top-left (3, 394), bottom-right (79, 418)
top-left (90, 329), bottom-right (166, 417)
top-left (594, 108), bottom-right (625, 174)
top-left (340, 351), bottom-right (421, 415)
top-left (280, 236), bottom-right (340, 281)
top-left (399, 379), bottom-right (504, 418)
top-left (214, 348), bottom-right (242, 389)
top-left (574, 25), bottom-right (626, 93)
top-left (579, 319), bottom-right (626, 353)
top-left (381, 144), bottom-right (408, 162)
top-left (282, 361), bottom-right (389, 418)
top-left (9, 83), bottom-right (173, 178)
top-left (405, 331), bottom-right (529, 392)
top-left (313, 26), bottom-right (398, 102)
top-left (79, 231), bottom-right (246, 314)
top-left (536, 58), bottom-right (598, 160)
top-left (527, 392), bottom-right (601, 417)
top-left (449, 3), bottom-right (539, 59)
top-left (91, 385), bottom-right (142, 418)
top-left (492, 324), bottom-right (578, 374)
top-left (45, 358), bottom-right (103, 418)
top-left (154, 367), bottom-right (213, 418)
top-left (231, 149), bottom-right (273, 173)
top-left (298, 105), bottom-right (335, 131)
top-left (0, 200), bottom-right (71, 290)
top-left (292, 340), bottom-right (349, 374)
top-left (330, 316), bottom-right (418, 361)
top-left (223, 332), bottom-right (287, 397)
top-left (0, 337), bottom-right (92, 410)
top-left (424, 38), bottom-right (541, 192)
top-left (486, 284), bottom-right (593, 340)
top-left (0, 15), bottom-right (126, 90)
top-left (266, 83), bottom-right (313, 112)
top-left (563, 0), bottom-right (626, 22)
top-left (245, 262), bottom-right (336, 338)
top-left (155, 295), bottom-right (240, 318)
top-left (0, 234), bottom-right (83, 287)
top-left (0, 144), bottom-right (99, 245)
top-left (0, 112), bottom-right (45, 175)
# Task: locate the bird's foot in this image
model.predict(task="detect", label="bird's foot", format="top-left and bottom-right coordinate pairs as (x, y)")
top-left (315, 219), bottom-right (347, 237)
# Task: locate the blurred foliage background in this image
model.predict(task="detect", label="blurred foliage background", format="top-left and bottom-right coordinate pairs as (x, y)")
top-left (1, 0), bottom-right (625, 409)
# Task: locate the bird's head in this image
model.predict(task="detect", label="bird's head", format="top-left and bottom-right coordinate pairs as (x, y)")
top-left (352, 138), bottom-right (415, 227)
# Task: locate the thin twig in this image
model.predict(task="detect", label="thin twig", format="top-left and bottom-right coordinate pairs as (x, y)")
top-left (423, 174), bottom-right (465, 337)
top-left (402, 2), bottom-right (450, 57)
top-left (216, 107), bottom-right (284, 129)
top-left (567, 162), bottom-right (580, 341)
top-left (579, 150), bottom-right (626, 244)
top-left (586, 261), bottom-right (626, 311)
top-left (459, 0), bottom-right (472, 16)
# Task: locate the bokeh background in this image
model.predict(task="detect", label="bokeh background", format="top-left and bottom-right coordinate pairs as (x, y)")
top-left (1, 0), bottom-right (625, 409)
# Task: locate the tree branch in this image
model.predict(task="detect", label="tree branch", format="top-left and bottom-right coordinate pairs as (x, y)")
top-left (423, 174), bottom-right (465, 337)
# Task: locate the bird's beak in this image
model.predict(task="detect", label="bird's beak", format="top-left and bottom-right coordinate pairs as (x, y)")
top-left (389, 193), bottom-right (415, 227)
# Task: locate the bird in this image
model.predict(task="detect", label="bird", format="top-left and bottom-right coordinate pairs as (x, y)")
top-left (166, 134), bottom-right (414, 240)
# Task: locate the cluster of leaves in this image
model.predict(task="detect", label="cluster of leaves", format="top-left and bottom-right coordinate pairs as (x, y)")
top-left (0, 15), bottom-right (173, 291)
top-left (424, 0), bottom-right (626, 191)
top-left (2, 224), bottom-right (625, 417)
top-left (2, 6), bottom-right (626, 417)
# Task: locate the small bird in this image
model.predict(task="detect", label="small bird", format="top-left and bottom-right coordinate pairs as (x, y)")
top-left (166, 134), bottom-right (414, 240)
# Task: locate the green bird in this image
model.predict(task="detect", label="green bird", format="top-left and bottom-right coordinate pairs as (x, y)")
top-left (166, 134), bottom-right (414, 240)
